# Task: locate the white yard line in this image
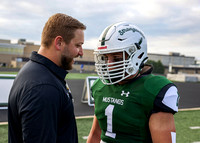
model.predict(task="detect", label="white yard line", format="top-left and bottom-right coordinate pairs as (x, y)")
top-left (76, 115), bottom-right (94, 119)
top-left (189, 126), bottom-right (200, 129)
top-left (0, 107), bottom-right (8, 110)
top-left (179, 107), bottom-right (200, 111)
top-left (82, 136), bottom-right (88, 140)
top-left (0, 122), bottom-right (8, 125)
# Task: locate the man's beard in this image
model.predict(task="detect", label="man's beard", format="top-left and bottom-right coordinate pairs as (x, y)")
top-left (60, 54), bottom-right (73, 70)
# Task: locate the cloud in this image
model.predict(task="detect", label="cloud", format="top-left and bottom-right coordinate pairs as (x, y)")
top-left (0, 0), bottom-right (200, 60)
top-left (148, 32), bottom-right (200, 59)
top-left (83, 37), bottom-right (98, 50)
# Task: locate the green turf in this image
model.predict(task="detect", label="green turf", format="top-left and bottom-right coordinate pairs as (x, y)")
top-left (0, 72), bottom-right (97, 80)
top-left (76, 117), bottom-right (94, 143)
top-left (1, 110), bottom-right (200, 143)
top-left (0, 125), bottom-right (8, 143)
top-left (0, 118), bottom-right (94, 143)
top-left (66, 73), bottom-right (98, 79)
top-left (175, 110), bottom-right (200, 142)
top-left (0, 72), bottom-right (18, 75)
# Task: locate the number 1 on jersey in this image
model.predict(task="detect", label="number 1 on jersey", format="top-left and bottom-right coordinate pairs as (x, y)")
top-left (105, 104), bottom-right (116, 138)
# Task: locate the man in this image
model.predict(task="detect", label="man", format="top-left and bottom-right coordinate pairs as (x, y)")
top-left (8, 13), bottom-right (86, 143)
top-left (87, 22), bottom-right (179, 143)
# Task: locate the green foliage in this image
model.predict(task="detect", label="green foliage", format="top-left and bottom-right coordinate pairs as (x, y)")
top-left (146, 60), bottom-right (165, 74)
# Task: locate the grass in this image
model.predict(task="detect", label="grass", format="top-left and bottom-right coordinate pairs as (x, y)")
top-left (0, 72), bottom-right (18, 75)
top-left (0, 71), bottom-right (97, 80)
top-left (0, 125), bottom-right (8, 143)
top-left (66, 73), bottom-right (98, 80)
top-left (1, 72), bottom-right (199, 142)
top-left (76, 117), bottom-right (94, 143)
top-left (1, 110), bottom-right (200, 143)
top-left (175, 110), bottom-right (200, 143)
top-left (0, 118), bottom-right (94, 143)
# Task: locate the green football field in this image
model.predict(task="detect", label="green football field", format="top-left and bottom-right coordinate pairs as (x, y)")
top-left (0, 72), bottom-right (200, 142)
top-left (0, 72), bottom-right (98, 80)
top-left (1, 109), bottom-right (200, 143)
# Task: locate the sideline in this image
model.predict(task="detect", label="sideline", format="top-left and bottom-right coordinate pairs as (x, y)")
top-left (76, 115), bottom-right (94, 119)
top-left (178, 107), bottom-right (200, 111)
top-left (0, 116), bottom-right (95, 125)
top-left (0, 122), bottom-right (7, 125)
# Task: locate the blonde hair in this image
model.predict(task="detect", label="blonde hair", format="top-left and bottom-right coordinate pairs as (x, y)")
top-left (41, 13), bottom-right (86, 47)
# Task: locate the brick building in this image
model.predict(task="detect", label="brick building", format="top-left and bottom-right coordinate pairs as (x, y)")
top-left (0, 39), bottom-right (200, 74)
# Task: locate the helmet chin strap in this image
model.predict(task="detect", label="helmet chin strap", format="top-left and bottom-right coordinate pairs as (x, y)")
top-left (122, 57), bottom-right (147, 83)
top-left (122, 68), bottom-right (141, 83)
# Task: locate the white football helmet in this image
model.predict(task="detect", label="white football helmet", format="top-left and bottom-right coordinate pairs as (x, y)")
top-left (94, 22), bottom-right (148, 85)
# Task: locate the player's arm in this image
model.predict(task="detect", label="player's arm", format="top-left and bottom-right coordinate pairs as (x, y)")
top-left (149, 112), bottom-right (176, 143)
top-left (87, 115), bottom-right (101, 143)
top-left (149, 84), bottom-right (179, 143)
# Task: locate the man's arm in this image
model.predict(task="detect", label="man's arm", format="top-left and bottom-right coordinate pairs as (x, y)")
top-left (87, 115), bottom-right (101, 143)
top-left (149, 112), bottom-right (176, 143)
top-left (20, 85), bottom-right (60, 143)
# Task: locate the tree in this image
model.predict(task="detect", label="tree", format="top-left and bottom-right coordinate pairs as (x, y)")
top-left (146, 60), bottom-right (165, 74)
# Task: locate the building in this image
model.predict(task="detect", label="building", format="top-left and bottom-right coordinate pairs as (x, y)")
top-left (0, 39), bottom-right (95, 71)
top-left (0, 39), bottom-right (200, 74)
top-left (0, 39), bottom-right (39, 68)
top-left (148, 52), bottom-right (195, 67)
top-left (147, 52), bottom-right (200, 74)
top-left (0, 39), bottom-right (25, 67)
top-left (73, 49), bottom-right (95, 72)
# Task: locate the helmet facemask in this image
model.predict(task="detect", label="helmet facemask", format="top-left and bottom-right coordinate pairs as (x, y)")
top-left (94, 45), bottom-right (138, 85)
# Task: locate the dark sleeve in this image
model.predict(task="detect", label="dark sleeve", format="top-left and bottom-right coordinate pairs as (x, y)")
top-left (152, 83), bottom-right (179, 114)
top-left (18, 84), bottom-right (60, 143)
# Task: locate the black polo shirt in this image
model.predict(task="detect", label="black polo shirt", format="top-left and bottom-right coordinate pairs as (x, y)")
top-left (8, 51), bottom-right (78, 143)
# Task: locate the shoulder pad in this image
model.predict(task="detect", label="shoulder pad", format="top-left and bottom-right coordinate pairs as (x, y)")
top-left (91, 78), bottom-right (105, 91)
top-left (144, 75), bottom-right (172, 96)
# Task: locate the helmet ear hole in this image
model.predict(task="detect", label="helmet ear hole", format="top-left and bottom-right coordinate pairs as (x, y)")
top-left (139, 57), bottom-right (148, 69)
top-left (139, 62), bottom-right (144, 69)
top-left (138, 52), bottom-right (144, 59)
top-left (135, 43), bottom-right (141, 50)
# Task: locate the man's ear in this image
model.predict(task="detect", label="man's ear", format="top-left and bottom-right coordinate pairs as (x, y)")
top-left (54, 36), bottom-right (63, 50)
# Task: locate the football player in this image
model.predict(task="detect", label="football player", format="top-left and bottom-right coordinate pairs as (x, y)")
top-left (87, 22), bottom-right (179, 143)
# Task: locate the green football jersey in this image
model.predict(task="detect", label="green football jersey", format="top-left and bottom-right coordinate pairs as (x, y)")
top-left (92, 74), bottom-right (174, 143)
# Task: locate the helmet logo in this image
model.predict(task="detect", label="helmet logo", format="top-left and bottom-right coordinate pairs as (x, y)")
top-left (118, 28), bottom-right (145, 38)
top-left (98, 46), bottom-right (107, 50)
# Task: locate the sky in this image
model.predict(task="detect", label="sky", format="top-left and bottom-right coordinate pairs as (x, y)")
top-left (0, 0), bottom-right (200, 60)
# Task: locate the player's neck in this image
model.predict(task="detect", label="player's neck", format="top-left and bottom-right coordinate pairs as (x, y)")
top-left (118, 71), bottom-right (141, 85)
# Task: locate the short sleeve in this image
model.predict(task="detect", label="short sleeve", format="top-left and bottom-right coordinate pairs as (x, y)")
top-left (153, 84), bottom-right (180, 114)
